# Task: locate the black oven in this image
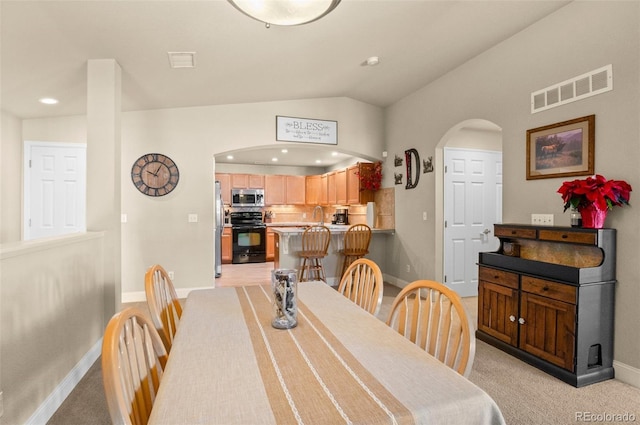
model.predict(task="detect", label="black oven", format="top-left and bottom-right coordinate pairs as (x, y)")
top-left (230, 211), bottom-right (266, 264)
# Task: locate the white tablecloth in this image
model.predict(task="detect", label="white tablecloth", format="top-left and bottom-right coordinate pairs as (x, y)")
top-left (149, 281), bottom-right (505, 425)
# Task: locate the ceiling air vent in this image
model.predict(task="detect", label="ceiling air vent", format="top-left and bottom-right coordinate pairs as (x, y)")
top-left (531, 64), bottom-right (612, 114)
top-left (168, 52), bottom-right (196, 69)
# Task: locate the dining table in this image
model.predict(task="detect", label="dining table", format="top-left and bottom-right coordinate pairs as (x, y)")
top-left (148, 281), bottom-right (505, 425)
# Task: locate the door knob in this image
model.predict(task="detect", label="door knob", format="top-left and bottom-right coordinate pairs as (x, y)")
top-left (509, 315), bottom-right (516, 322)
top-left (518, 318), bottom-right (526, 325)
top-left (483, 228), bottom-right (491, 234)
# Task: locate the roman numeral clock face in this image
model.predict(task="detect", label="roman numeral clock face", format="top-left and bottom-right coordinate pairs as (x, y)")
top-left (131, 153), bottom-right (179, 197)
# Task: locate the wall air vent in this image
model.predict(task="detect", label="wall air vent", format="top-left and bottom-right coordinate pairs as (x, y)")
top-left (531, 64), bottom-right (612, 114)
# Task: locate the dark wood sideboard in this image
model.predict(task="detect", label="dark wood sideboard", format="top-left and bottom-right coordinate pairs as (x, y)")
top-left (477, 224), bottom-right (616, 387)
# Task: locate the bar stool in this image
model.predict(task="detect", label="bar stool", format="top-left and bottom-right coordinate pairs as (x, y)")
top-left (299, 225), bottom-right (331, 282)
top-left (340, 224), bottom-right (372, 277)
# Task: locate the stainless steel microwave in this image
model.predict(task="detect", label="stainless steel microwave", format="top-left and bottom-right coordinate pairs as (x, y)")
top-left (231, 188), bottom-right (265, 207)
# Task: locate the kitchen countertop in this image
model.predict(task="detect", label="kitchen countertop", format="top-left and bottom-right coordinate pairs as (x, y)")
top-left (270, 225), bottom-right (394, 235)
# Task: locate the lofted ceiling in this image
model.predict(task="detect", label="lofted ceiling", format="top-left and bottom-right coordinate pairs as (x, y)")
top-left (1, 0), bottom-right (570, 166)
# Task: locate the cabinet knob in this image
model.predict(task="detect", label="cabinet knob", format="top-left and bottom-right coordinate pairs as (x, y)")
top-left (509, 315), bottom-right (516, 322)
top-left (518, 318), bottom-right (526, 325)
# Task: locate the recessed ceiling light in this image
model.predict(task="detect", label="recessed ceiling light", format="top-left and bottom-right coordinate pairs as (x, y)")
top-left (226, 155), bottom-right (234, 160)
top-left (361, 56), bottom-right (380, 67)
top-left (281, 149), bottom-right (288, 153)
top-left (315, 159), bottom-right (322, 164)
top-left (331, 151), bottom-right (338, 156)
top-left (272, 157), bottom-right (278, 162)
top-left (39, 97), bottom-right (59, 105)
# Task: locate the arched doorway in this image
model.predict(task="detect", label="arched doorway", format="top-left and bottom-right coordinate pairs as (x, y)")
top-left (434, 119), bottom-right (502, 297)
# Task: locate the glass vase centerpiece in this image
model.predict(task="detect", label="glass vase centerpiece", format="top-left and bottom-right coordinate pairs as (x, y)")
top-left (558, 174), bottom-right (632, 228)
top-left (271, 269), bottom-right (298, 329)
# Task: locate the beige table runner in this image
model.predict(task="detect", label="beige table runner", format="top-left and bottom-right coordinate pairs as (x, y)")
top-left (237, 285), bottom-right (414, 425)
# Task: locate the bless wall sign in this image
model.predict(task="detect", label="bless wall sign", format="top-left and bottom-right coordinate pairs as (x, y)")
top-left (276, 115), bottom-right (337, 145)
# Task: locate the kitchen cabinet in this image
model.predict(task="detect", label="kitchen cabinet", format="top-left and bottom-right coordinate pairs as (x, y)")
top-left (265, 175), bottom-right (286, 205)
top-left (221, 227), bottom-right (232, 264)
top-left (477, 224), bottom-right (616, 387)
top-left (266, 228), bottom-right (275, 261)
top-left (347, 163), bottom-right (375, 205)
top-left (320, 174), bottom-right (328, 205)
top-left (335, 169), bottom-right (347, 204)
top-left (286, 175), bottom-right (306, 205)
top-left (215, 173), bottom-right (231, 205)
top-left (265, 175), bottom-right (305, 205)
top-left (231, 173), bottom-right (264, 189)
top-left (305, 175), bottom-right (321, 205)
top-left (326, 172), bottom-right (337, 205)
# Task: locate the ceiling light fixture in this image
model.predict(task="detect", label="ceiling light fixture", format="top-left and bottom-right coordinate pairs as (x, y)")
top-left (281, 149), bottom-right (288, 153)
top-left (228, 0), bottom-right (341, 26)
top-left (39, 97), bottom-right (59, 105)
top-left (361, 56), bottom-right (380, 67)
top-left (226, 155), bottom-right (234, 160)
top-left (272, 157), bottom-right (278, 162)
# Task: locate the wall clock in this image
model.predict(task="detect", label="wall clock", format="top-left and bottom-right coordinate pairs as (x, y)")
top-left (131, 153), bottom-right (179, 197)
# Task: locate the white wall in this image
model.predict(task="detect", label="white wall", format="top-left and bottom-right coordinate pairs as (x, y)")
top-left (384, 1), bottom-right (640, 373)
top-left (1, 111), bottom-right (23, 243)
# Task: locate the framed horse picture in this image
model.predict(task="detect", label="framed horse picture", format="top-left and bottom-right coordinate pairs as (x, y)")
top-left (526, 115), bottom-right (595, 180)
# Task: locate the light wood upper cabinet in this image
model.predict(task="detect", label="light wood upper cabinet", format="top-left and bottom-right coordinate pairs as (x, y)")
top-left (335, 169), bottom-right (347, 205)
top-left (347, 163), bottom-right (374, 205)
top-left (286, 175), bottom-right (306, 205)
top-left (305, 175), bottom-right (321, 205)
top-left (265, 175), bottom-right (286, 205)
top-left (215, 173), bottom-right (232, 205)
top-left (326, 171), bottom-right (337, 205)
top-left (231, 173), bottom-right (264, 189)
top-left (320, 174), bottom-right (328, 205)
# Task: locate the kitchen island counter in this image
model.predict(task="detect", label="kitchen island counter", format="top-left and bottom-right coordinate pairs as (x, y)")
top-left (272, 225), bottom-right (394, 285)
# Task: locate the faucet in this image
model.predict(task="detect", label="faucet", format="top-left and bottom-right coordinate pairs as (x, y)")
top-left (312, 205), bottom-right (324, 225)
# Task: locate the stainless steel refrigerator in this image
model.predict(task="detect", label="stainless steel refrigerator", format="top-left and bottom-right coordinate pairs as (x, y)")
top-left (214, 181), bottom-right (223, 277)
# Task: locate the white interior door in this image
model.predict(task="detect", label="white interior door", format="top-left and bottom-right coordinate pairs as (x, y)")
top-left (444, 148), bottom-right (502, 297)
top-left (24, 142), bottom-right (87, 240)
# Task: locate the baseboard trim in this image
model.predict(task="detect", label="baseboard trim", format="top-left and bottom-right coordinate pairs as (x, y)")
top-left (26, 338), bottom-right (102, 425)
top-left (613, 360), bottom-right (640, 389)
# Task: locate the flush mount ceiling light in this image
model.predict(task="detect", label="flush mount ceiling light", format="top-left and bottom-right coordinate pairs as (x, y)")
top-left (39, 97), bottom-right (59, 105)
top-left (228, 0), bottom-right (341, 26)
top-left (168, 52), bottom-right (196, 69)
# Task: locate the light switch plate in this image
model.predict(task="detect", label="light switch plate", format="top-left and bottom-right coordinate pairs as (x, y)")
top-left (531, 213), bottom-right (554, 225)
top-left (188, 213), bottom-right (198, 223)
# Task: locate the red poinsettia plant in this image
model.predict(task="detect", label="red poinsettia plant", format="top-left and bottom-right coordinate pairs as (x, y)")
top-left (357, 161), bottom-right (383, 191)
top-left (557, 174), bottom-right (632, 212)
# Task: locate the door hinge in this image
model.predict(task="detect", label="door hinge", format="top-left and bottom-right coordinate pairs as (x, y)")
top-left (444, 220), bottom-right (448, 228)
top-left (29, 218), bottom-right (31, 227)
top-left (444, 165), bottom-right (447, 173)
top-left (444, 275), bottom-right (447, 283)
top-left (29, 159), bottom-right (32, 168)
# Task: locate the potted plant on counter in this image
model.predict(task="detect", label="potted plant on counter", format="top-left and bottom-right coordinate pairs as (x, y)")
top-left (557, 174), bottom-right (632, 228)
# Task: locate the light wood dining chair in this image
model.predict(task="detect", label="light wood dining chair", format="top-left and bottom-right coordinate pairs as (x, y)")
top-left (340, 223), bottom-right (372, 277)
top-left (386, 280), bottom-right (476, 377)
top-left (102, 307), bottom-right (168, 425)
top-left (337, 258), bottom-right (384, 316)
top-left (145, 264), bottom-right (182, 353)
top-left (299, 225), bottom-right (332, 282)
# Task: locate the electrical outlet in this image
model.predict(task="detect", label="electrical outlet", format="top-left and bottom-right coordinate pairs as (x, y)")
top-left (422, 211), bottom-right (427, 221)
top-left (0, 391), bottom-right (4, 418)
top-left (188, 213), bottom-right (198, 223)
top-left (531, 213), bottom-right (554, 226)
top-left (302, 213), bottom-right (306, 218)
top-left (406, 264), bottom-right (410, 272)
top-left (168, 271), bottom-right (174, 280)
top-left (121, 213), bottom-right (127, 223)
